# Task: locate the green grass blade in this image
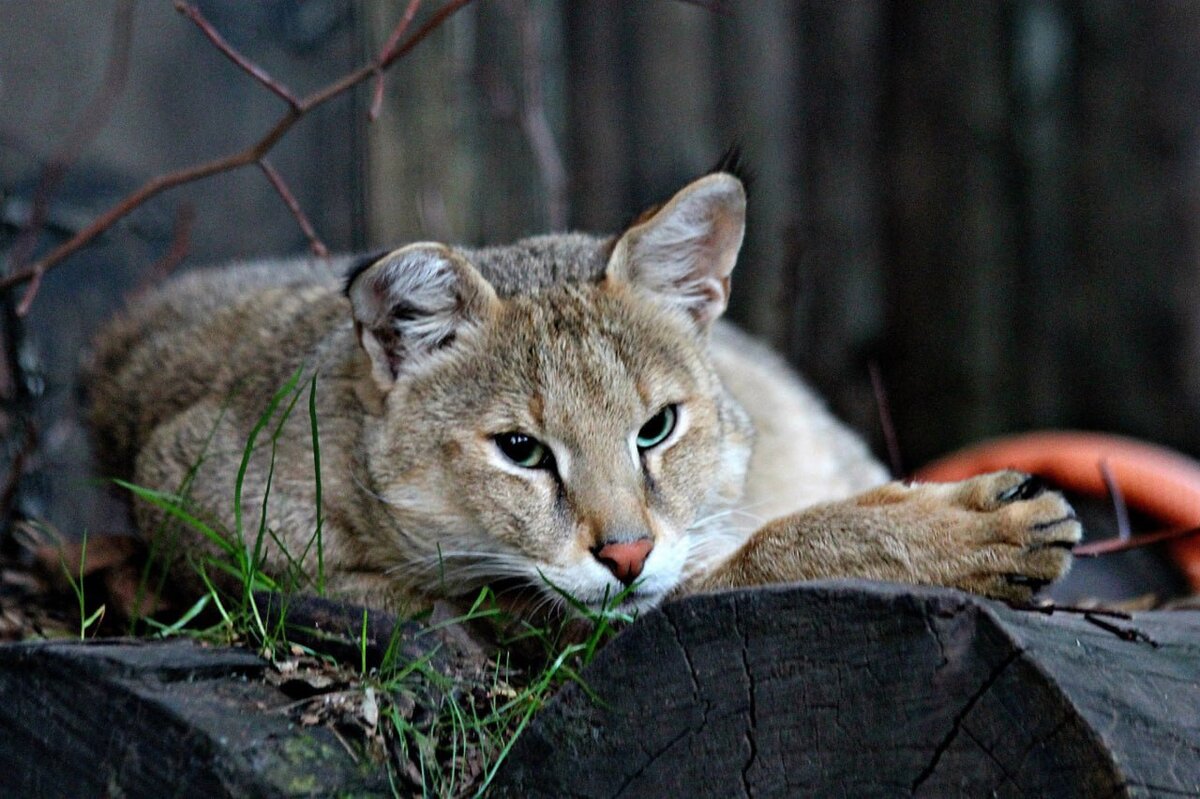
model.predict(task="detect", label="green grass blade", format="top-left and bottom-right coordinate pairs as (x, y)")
top-left (233, 366), bottom-right (304, 550)
top-left (360, 607), bottom-right (369, 674)
top-left (141, 590), bottom-right (212, 633)
top-left (116, 480), bottom-right (238, 557)
top-left (307, 373), bottom-right (325, 593)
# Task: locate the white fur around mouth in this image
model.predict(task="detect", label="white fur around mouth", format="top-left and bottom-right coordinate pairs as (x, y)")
top-left (578, 587), bottom-right (665, 615)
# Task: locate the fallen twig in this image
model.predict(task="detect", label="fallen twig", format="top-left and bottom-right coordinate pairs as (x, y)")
top-left (1007, 600), bottom-right (1158, 647)
top-left (1006, 601), bottom-right (1132, 620)
top-left (1083, 614), bottom-right (1159, 647)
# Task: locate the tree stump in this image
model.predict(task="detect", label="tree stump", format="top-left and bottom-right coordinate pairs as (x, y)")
top-left (493, 580), bottom-right (1200, 798)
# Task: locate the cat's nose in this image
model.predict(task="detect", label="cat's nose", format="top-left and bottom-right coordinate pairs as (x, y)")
top-left (591, 538), bottom-right (653, 585)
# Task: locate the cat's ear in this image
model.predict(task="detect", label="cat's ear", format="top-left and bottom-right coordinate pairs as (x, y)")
top-left (345, 243), bottom-right (498, 387)
top-left (605, 172), bottom-right (746, 328)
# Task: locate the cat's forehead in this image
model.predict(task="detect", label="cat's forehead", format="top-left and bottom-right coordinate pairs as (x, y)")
top-left (458, 233), bottom-right (612, 297)
top-left (476, 284), bottom-right (708, 419)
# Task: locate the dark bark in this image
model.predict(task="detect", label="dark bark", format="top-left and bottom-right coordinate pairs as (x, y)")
top-left (0, 639), bottom-right (382, 798)
top-left (1, 584), bottom-right (1196, 797)
top-left (494, 581), bottom-right (1200, 798)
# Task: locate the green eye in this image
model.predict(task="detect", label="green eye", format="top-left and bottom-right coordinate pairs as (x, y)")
top-left (494, 432), bottom-right (552, 469)
top-left (636, 405), bottom-right (678, 451)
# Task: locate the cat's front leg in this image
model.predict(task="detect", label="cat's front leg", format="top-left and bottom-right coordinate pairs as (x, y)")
top-left (690, 471), bottom-right (1081, 601)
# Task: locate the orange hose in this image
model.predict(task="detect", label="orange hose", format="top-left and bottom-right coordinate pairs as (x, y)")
top-left (913, 431), bottom-right (1200, 591)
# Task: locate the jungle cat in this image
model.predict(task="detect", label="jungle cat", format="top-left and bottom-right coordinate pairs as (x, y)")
top-left (89, 169), bottom-right (1081, 618)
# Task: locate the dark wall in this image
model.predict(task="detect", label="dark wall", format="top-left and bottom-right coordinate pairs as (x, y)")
top-left (561, 1), bottom-right (1200, 469)
top-left (2, 1), bottom-right (1200, 536)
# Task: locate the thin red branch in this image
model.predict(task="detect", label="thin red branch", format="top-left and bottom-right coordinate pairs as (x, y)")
top-left (130, 203), bottom-right (195, 299)
top-left (868, 361), bottom-right (905, 479)
top-left (378, 0), bottom-right (474, 73)
top-left (1073, 525), bottom-right (1200, 557)
top-left (0, 0), bottom-right (477, 300)
top-left (175, 2), bottom-right (301, 110)
top-left (1097, 458), bottom-right (1131, 541)
top-left (0, 422), bottom-right (38, 528)
top-left (371, 0), bottom-right (423, 121)
top-left (15, 270), bottom-right (45, 320)
top-left (669, 0), bottom-right (731, 14)
top-left (0, 138), bottom-right (276, 294)
top-left (509, 1), bottom-right (568, 230)
top-left (9, 0), bottom-right (135, 315)
top-left (304, 0), bottom-right (475, 112)
top-left (259, 160), bottom-right (328, 257)
top-left (1007, 602), bottom-right (1133, 620)
top-left (1084, 614), bottom-right (1158, 646)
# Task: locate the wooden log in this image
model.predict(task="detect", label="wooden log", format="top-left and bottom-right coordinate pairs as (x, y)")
top-left (0, 583), bottom-right (1195, 797)
top-left (0, 638), bottom-right (387, 797)
top-left (493, 580), bottom-right (1200, 798)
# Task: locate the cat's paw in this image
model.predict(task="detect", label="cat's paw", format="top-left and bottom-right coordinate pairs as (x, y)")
top-left (909, 470), bottom-right (1081, 601)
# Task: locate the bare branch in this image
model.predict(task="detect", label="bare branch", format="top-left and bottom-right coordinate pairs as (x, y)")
top-left (0, 0), bottom-right (478, 299)
top-left (378, 0), bottom-right (475, 73)
top-left (130, 203), bottom-right (195, 299)
top-left (0, 137), bottom-right (275, 294)
top-left (371, 0), bottom-right (423, 122)
top-left (259, 160), bottom-right (328, 257)
top-left (1097, 459), bottom-right (1131, 541)
top-left (9, 0), bottom-right (135, 315)
top-left (301, 0), bottom-right (476, 113)
top-left (0, 422), bottom-right (38, 529)
top-left (14, 270), bottom-right (45, 320)
top-left (1083, 613), bottom-right (1158, 647)
top-left (1007, 601), bottom-right (1133, 620)
top-left (669, 0), bottom-right (731, 14)
top-left (509, 1), bottom-right (568, 230)
top-left (868, 361), bottom-right (905, 479)
top-left (174, 2), bottom-right (301, 110)
top-left (1073, 525), bottom-right (1200, 557)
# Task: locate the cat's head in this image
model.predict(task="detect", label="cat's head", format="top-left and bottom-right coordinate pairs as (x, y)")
top-left (345, 172), bottom-right (753, 616)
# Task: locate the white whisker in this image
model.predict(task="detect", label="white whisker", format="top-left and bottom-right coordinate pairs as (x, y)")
top-left (350, 469), bottom-right (396, 507)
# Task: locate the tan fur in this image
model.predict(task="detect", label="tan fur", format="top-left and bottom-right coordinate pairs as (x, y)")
top-left (88, 173), bottom-right (1079, 618)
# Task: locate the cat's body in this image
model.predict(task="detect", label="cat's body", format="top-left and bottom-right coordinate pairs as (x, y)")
top-left (90, 172), bottom-right (1079, 617)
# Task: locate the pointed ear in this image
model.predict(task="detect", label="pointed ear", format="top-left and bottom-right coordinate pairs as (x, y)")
top-left (605, 173), bottom-right (746, 327)
top-left (346, 243), bottom-right (498, 387)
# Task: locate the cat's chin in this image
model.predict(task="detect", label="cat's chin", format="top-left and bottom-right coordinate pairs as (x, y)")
top-left (576, 586), bottom-right (666, 617)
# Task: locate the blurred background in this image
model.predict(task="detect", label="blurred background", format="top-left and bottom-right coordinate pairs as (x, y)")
top-left (1, 1), bottom-right (1198, 592)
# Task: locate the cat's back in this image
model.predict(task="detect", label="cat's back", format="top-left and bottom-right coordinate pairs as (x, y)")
top-left (88, 236), bottom-right (609, 477)
top-left (88, 256), bottom-right (353, 476)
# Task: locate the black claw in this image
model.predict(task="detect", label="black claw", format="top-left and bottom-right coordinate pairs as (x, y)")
top-left (1005, 574), bottom-right (1051, 590)
top-left (998, 475), bottom-right (1046, 503)
top-left (1031, 540), bottom-right (1077, 552)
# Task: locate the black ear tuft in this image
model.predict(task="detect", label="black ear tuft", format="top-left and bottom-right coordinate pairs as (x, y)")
top-left (709, 143), bottom-right (753, 195)
top-left (342, 248), bottom-right (392, 298)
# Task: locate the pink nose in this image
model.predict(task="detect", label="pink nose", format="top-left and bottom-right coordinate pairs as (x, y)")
top-left (593, 538), bottom-right (653, 585)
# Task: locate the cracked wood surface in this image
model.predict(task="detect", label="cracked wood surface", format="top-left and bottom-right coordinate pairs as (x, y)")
top-left (0, 638), bottom-right (387, 797)
top-left (0, 583), bottom-right (1194, 797)
top-left (0, 593), bottom-right (493, 798)
top-left (493, 580), bottom-right (1200, 798)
